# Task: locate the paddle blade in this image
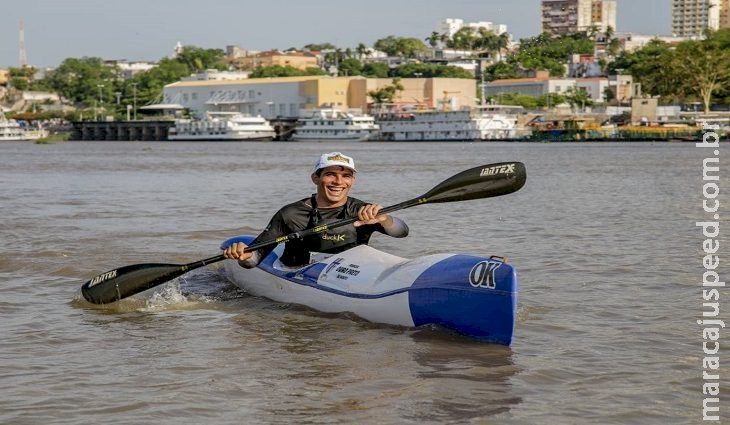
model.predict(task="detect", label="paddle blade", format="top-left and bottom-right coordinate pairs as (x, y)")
top-left (80, 263), bottom-right (190, 304)
top-left (421, 162), bottom-right (526, 204)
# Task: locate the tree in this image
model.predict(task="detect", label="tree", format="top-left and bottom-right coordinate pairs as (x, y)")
top-left (374, 36), bottom-right (400, 56)
top-left (393, 63), bottom-right (474, 79)
top-left (338, 58), bottom-right (363, 77)
top-left (425, 31), bottom-right (441, 48)
top-left (303, 43), bottom-right (336, 51)
top-left (368, 78), bottom-right (404, 109)
top-left (373, 36), bottom-right (428, 57)
top-left (451, 27), bottom-right (479, 50)
top-left (564, 87), bottom-right (593, 111)
top-left (362, 62), bottom-right (389, 78)
top-left (356, 43), bottom-right (370, 60)
top-left (674, 35), bottom-right (730, 113)
top-left (175, 46), bottom-right (226, 71)
top-left (249, 65), bottom-right (325, 78)
top-left (483, 61), bottom-right (521, 81)
top-left (609, 40), bottom-right (680, 99)
top-left (44, 57), bottom-right (117, 105)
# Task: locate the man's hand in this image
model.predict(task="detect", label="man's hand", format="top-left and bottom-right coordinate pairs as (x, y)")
top-left (354, 203), bottom-right (393, 227)
top-left (223, 242), bottom-right (254, 262)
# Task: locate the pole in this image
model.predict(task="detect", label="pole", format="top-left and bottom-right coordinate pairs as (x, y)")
top-left (97, 84), bottom-right (104, 121)
top-left (132, 83), bottom-right (137, 121)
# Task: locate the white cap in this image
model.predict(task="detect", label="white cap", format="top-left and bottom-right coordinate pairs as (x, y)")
top-left (313, 152), bottom-right (357, 173)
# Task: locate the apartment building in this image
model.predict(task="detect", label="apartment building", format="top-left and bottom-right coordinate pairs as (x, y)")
top-left (720, 0), bottom-right (730, 28)
top-left (542, 0), bottom-right (616, 35)
top-left (671, 0), bottom-right (721, 37)
top-left (591, 0), bottom-right (617, 32)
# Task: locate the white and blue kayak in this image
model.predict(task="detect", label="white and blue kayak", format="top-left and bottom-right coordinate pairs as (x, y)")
top-left (221, 235), bottom-right (518, 345)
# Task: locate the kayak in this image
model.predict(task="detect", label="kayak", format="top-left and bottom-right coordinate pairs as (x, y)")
top-left (220, 235), bottom-right (518, 345)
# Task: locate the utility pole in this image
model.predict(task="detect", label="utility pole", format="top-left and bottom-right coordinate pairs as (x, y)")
top-left (97, 84), bottom-right (104, 120)
top-left (131, 83), bottom-right (137, 120)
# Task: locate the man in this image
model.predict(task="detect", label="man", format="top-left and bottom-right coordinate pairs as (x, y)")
top-left (224, 152), bottom-right (408, 268)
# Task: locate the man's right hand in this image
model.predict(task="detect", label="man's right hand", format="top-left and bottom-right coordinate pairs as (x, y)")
top-left (224, 242), bottom-right (254, 262)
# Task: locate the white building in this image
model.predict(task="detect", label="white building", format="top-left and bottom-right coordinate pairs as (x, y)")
top-left (575, 78), bottom-right (610, 102)
top-left (115, 61), bottom-right (156, 80)
top-left (436, 18), bottom-right (509, 38)
top-left (181, 69), bottom-right (251, 81)
top-left (484, 74), bottom-right (578, 98)
top-left (672, 0), bottom-right (721, 37)
top-left (616, 33), bottom-right (689, 52)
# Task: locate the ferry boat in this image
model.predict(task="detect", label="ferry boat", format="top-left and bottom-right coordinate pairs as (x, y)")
top-left (291, 109), bottom-right (379, 141)
top-left (168, 112), bottom-right (275, 141)
top-left (0, 115), bottom-right (46, 141)
top-left (0, 118), bottom-right (28, 141)
top-left (375, 106), bottom-right (523, 142)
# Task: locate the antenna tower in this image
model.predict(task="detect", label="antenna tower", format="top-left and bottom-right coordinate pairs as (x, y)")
top-left (19, 19), bottom-right (28, 67)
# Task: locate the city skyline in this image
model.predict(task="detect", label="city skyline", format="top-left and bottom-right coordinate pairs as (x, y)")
top-left (2, 0), bottom-right (671, 69)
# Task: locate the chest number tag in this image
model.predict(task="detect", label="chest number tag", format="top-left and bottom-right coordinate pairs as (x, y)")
top-left (469, 260), bottom-right (502, 289)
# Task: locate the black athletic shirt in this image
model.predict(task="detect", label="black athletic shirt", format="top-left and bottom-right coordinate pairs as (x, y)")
top-left (250, 196), bottom-right (387, 267)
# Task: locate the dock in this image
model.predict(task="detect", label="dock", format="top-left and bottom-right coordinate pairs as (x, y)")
top-left (71, 121), bottom-right (174, 141)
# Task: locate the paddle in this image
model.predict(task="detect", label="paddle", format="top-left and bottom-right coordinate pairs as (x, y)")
top-left (81, 161), bottom-right (527, 304)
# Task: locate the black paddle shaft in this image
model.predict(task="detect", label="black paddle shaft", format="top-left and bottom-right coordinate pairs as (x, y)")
top-left (80, 161), bottom-right (526, 304)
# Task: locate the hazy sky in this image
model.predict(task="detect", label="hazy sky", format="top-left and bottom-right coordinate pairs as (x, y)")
top-left (1, 0), bottom-right (671, 68)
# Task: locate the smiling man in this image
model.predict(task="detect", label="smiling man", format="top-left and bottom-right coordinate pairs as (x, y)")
top-left (225, 152), bottom-right (409, 268)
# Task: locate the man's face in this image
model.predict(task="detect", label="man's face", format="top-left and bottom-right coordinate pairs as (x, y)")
top-left (312, 166), bottom-right (355, 207)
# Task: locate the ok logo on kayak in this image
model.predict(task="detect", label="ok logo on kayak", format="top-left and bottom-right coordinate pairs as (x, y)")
top-left (469, 260), bottom-right (501, 289)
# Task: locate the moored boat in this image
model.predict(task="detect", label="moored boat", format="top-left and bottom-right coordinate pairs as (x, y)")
top-left (221, 235), bottom-right (518, 345)
top-left (375, 107), bottom-right (525, 141)
top-left (1, 114), bottom-right (46, 141)
top-left (168, 112), bottom-right (275, 141)
top-left (291, 109), bottom-right (379, 141)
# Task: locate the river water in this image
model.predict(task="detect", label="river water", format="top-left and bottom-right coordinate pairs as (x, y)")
top-left (0, 140), bottom-right (727, 424)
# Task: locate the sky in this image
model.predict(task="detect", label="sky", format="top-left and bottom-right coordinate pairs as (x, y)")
top-left (1, 0), bottom-right (671, 69)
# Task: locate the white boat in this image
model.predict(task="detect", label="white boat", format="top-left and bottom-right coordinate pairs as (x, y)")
top-left (168, 112), bottom-right (275, 141)
top-left (291, 109), bottom-right (379, 141)
top-left (0, 115), bottom-right (45, 141)
top-left (375, 107), bottom-right (522, 141)
top-left (220, 235), bottom-right (518, 345)
top-left (0, 118), bottom-right (28, 141)
top-left (474, 105), bottom-right (523, 140)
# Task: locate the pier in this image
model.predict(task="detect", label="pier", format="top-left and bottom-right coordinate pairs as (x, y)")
top-left (71, 121), bottom-right (174, 141)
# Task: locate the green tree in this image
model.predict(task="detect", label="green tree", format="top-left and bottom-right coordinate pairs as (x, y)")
top-left (564, 87), bottom-right (593, 111)
top-left (425, 31), bottom-right (441, 48)
top-left (374, 36), bottom-right (428, 58)
top-left (303, 43), bottom-right (336, 51)
top-left (674, 34), bottom-right (730, 113)
top-left (10, 77), bottom-right (29, 91)
top-left (362, 62), bottom-right (389, 78)
top-left (368, 78), bottom-right (405, 108)
top-left (44, 57), bottom-right (117, 105)
top-left (393, 63), bottom-right (473, 79)
top-left (356, 43), bottom-right (370, 60)
top-left (451, 27), bottom-right (479, 50)
top-left (608, 40), bottom-right (679, 98)
top-left (483, 61), bottom-right (521, 82)
top-left (175, 46), bottom-right (226, 72)
top-left (374, 36), bottom-right (400, 56)
top-left (338, 58), bottom-right (364, 77)
top-left (249, 65), bottom-right (325, 78)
